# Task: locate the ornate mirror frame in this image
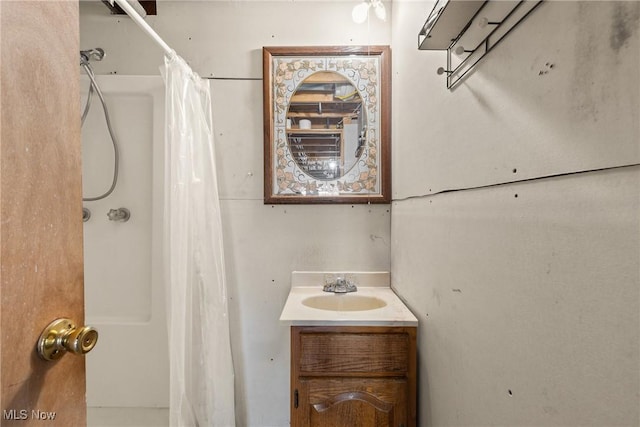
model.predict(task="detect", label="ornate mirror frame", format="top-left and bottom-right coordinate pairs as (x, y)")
top-left (263, 46), bottom-right (391, 204)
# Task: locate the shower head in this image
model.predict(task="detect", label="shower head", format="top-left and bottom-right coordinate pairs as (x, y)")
top-left (80, 48), bottom-right (105, 64)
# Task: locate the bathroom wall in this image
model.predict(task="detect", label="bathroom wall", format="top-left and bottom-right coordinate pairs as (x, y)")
top-left (392, 1), bottom-right (639, 426)
top-left (79, 2), bottom-right (392, 426)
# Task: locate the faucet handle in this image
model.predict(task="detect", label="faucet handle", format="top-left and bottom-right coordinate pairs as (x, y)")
top-left (343, 276), bottom-right (358, 292)
top-left (322, 283), bottom-right (334, 292)
top-left (324, 273), bottom-right (338, 288)
top-left (107, 207), bottom-right (130, 222)
top-left (344, 274), bottom-right (358, 289)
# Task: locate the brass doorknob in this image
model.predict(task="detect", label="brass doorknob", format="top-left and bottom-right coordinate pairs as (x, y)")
top-left (37, 318), bottom-right (98, 361)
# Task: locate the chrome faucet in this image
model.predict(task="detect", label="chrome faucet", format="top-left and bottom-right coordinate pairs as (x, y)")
top-left (323, 276), bottom-right (357, 293)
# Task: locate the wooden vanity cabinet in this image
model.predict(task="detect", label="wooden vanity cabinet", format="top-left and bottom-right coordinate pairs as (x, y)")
top-left (290, 326), bottom-right (417, 427)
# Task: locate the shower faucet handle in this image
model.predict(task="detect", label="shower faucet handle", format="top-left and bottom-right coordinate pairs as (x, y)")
top-left (107, 207), bottom-right (130, 222)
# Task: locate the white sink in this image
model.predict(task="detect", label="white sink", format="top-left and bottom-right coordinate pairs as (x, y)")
top-left (302, 294), bottom-right (387, 311)
top-left (279, 272), bottom-right (418, 326)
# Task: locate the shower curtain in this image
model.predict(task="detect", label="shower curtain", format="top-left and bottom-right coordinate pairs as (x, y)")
top-left (163, 53), bottom-right (236, 427)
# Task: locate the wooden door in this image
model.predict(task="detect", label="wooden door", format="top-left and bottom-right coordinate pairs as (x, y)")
top-left (1, 1), bottom-right (86, 426)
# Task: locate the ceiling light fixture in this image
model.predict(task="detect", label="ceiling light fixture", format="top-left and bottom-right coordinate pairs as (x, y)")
top-left (352, 0), bottom-right (386, 24)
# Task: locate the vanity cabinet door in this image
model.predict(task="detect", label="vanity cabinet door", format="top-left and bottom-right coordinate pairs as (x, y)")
top-left (294, 377), bottom-right (408, 427)
top-left (290, 326), bottom-right (417, 427)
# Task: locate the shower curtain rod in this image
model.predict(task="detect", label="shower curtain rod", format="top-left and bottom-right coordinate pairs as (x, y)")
top-left (110, 0), bottom-right (174, 58)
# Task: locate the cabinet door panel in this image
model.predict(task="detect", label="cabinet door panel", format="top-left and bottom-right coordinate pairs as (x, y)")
top-left (294, 378), bottom-right (407, 427)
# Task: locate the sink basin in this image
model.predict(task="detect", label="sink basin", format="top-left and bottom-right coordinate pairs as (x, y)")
top-left (302, 294), bottom-right (387, 312)
top-left (280, 272), bottom-right (418, 326)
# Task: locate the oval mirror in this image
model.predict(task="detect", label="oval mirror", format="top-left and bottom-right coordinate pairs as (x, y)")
top-left (286, 71), bottom-right (365, 181)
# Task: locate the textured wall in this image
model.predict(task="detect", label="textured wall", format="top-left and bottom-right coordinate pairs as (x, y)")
top-left (391, 1), bottom-right (639, 425)
top-left (80, 2), bottom-right (392, 426)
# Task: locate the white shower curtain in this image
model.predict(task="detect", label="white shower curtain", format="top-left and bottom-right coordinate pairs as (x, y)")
top-left (163, 53), bottom-right (236, 427)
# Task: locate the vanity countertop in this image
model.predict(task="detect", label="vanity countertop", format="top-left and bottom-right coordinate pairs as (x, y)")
top-left (279, 271), bottom-right (418, 327)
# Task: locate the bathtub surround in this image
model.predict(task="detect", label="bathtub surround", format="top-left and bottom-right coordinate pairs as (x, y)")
top-left (80, 1), bottom-right (639, 426)
top-left (82, 76), bottom-right (168, 409)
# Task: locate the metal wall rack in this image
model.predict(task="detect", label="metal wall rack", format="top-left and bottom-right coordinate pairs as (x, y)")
top-left (418, 0), bottom-right (544, 89)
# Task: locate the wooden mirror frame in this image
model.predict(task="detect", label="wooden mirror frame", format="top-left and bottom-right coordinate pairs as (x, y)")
top-left (263, 46), bottom-right (391, 204)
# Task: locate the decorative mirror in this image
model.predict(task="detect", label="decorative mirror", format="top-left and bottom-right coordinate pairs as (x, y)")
top-left (263, 46), bottom-right (391, 204)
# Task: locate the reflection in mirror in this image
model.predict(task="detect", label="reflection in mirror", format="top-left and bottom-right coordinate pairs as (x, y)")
top-left (287, 72), bottom-right (365, 181)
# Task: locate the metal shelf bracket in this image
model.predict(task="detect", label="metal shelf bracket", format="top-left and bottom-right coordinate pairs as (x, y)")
top-left (419, 0), bottom-right (545, 89)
